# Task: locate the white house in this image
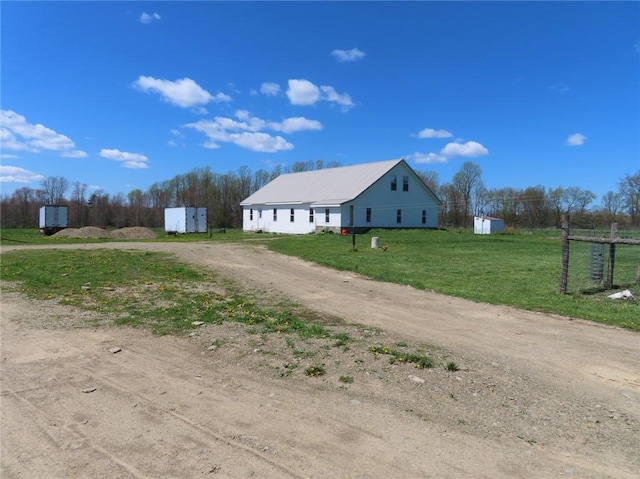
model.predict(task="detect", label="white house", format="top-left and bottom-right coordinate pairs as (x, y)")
top-left (240, 158), bottom-right (442, 234)
top-left (474, 216), bottom-right (505, 235)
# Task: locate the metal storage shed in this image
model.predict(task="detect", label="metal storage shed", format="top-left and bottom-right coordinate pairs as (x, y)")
top-left (474, 216), bottom-right (505, 235)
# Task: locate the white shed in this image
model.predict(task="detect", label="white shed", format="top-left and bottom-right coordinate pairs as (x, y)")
top-left (164, 207), bottom-right (207, 234)
top-left (240, 159), bottom-right (442, 234)
top-left (474, 216), bottom-right (505, 235)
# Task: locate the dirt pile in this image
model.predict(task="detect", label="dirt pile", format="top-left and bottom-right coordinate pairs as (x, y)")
top-left (52, 226), bottom-right (157, 240)
top-left (109, 227), bottom-right (157, 239)
top-left (53, 226), bottom-right (111, 238)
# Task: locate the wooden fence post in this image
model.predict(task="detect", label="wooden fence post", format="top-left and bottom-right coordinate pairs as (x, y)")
top-left (560, 214), bottom-right (570, 294)
top-left (606, 223), bottom-right (617, 289)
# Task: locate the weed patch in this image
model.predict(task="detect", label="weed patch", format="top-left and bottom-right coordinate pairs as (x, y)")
top-left (370, 345), bottom-right (435, 369)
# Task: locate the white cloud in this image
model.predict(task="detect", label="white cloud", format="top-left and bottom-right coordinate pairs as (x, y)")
top-left (260, 82), bottom-right (281, 96)
top-left (0, 165), bottom-right (46, 184)
top-left (407, 152), bottom-right (448, 164)
top-left (133, 76), bottom-right (231, 108)
top-left (287, 79), bottom-right (321, 106)
top-left (212, 92), bottom-right (232, 102)
top-left (320, 85), bottom-right (354, 109)
top-left (185, 112), bottom-right (321, 153)
top-left (186, 118), bottom-right (294, 153)
top-left (269, 117), bottom-right (323, 134)
top-left (100, 148), bottom-right (149, 169)
top-left (331, 48), bottom-right (366, 62)
top-left (415, 128), bottom-right (453, 139)
top-left (62, 150), bottom-right (89, 158)
top-left (286, 79), bottom-right (354, 110)
top-left (140, 12), bottom-right (161, 24)
top-left (235, 110), bottom-right (250, 121)
top-left (441, 141), bottom-right (489, 158)
top-left (0, 153), bottom-right (20, 159)
top-left (232, 132), bottom-right (293, 153)
top-left (565, 133), bottom-right (586, 146)
top-left (407, 140), bottom-right (489, 164)
top-left (0, 110), bottom-right (87, 158)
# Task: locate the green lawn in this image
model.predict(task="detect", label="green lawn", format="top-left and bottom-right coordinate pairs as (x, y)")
top-left (263, 229), bottom-right (640, 331)
top-left (1, 227), bottom-right (638, 331)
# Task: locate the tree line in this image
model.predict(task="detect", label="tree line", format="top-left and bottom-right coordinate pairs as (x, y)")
top-left (1, 160), bottom-right (638, 230)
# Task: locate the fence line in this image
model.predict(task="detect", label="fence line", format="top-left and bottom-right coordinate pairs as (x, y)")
top-left (560, 215), bottom-right (640, 294)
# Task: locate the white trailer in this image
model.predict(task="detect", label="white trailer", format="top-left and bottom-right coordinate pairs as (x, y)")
top-left (39, 205), bottom-right (69, 235)
top-left (164, 207), bottom-right (207, 234)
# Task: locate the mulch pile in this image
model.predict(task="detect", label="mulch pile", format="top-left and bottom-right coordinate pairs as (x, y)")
top-left (52, 226), bottom-right (157, 240)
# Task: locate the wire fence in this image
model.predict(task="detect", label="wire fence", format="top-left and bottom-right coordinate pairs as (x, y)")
top-left (567, 240), bottom-right (640, 295)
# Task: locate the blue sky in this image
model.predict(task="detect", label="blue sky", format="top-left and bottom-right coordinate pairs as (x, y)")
top-left (1, 1), bottom-right (639, 204)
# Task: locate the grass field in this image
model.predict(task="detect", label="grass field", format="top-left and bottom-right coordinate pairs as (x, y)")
top-left (263, 229), bottom-right (640, 331)
top-left (1, 228), bottom-right (638, 331)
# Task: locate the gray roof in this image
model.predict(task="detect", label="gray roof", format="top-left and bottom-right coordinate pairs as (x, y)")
top-left (241, 159), bottom-right (406, 206)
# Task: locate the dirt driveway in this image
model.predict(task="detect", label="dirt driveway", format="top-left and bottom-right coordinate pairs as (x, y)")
top-left (1, 241), bottom-right (639, 478)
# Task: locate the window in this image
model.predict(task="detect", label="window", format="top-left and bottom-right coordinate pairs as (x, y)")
top-left (259, 209), bottom-right (262, 219)
top-left (290, 208), bottom-right (295, 222)
top-left (390, 175), bottom-right (397, 191)
top-left (249, 209), bottom-right (253, 220)
top-left (273, 208), bottom-right (277, 222)
top-left (366, 208), bottom-right (371, 223)
top-left (309, 208), bottom-right (314, 223)
top-left (325, 208), bottom-right (330, 223)
top-left (396, 209), bottom-right (402, 224)
top-left (421, 210), bottom-right (426, 224)
top-left (403, 175), bottom-right (409, 192)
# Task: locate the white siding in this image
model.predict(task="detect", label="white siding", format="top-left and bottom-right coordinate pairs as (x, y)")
top-left (348, 163), bottom-right (439, 229)
top-left (243, 204), bottom-right (324, 234)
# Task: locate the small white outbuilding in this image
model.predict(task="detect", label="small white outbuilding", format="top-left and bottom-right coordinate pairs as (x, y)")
top-left (164, 207), bottom-right (207, 234)
top-left (474, 216), bottom-right (505, 235)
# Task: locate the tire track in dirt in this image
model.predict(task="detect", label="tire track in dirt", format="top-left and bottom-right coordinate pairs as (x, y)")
top-left (2, 241), bottom-right (640, 478)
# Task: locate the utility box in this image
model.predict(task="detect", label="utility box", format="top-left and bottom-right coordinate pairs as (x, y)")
top-left (164, 207), bottom-right (207, 234)
top-left (39, 205), bottom-right (69, 235)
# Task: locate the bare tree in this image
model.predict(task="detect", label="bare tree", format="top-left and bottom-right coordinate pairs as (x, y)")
top-left (619, 170), bottom-right (640, 226)
top-left (415, 170), bottom-right (439, 193)
top-left (519, 186), bottom-right (547, 228)
top-left (70, 182), bottom-right (87, 227)
top-left (8, 187), bottom-right (37, 227)
top-left (452, 161), bottom-right (483, 227)
top-left (40, 176), bottom-right (69, 204)
top-left (601, 191), bottom-right (623, 215)
top-left (486, 187), bottom-right (520, 225)
top-left (127, 189), bottom-right (145, 226)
